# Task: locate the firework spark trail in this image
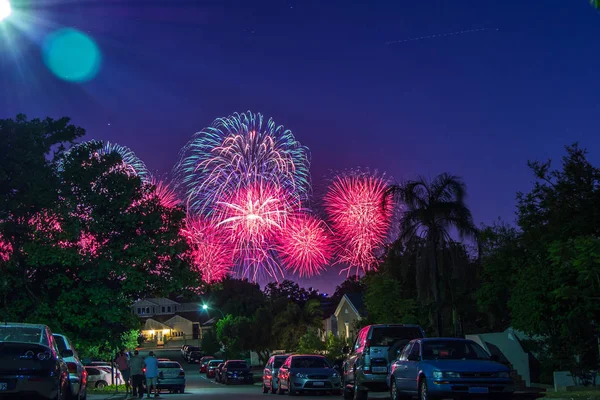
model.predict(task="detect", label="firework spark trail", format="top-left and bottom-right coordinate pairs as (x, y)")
top-left (324, 172), bottom-right (394, 276)
top-left (181, 216), bottom-right (234, 283)
top-left (277, 213), bottom-right (334, 278)
top-left (149, 178), bottom-right (180, 209)
top-left (386, 28), bottom-right (493, 45)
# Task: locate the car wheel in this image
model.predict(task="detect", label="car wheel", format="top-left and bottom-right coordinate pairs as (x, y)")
top-left (287, 380), bottom-right (295, 396)
top-left (271, 379), bottom-right (277, 394)
top-left (277, 381), bottom-right (285, 395)
top-left (95, 381), bottom-right (108, 389)
top-left (224, 377), bottom-right (229, 385)
top-left (353, 382), bottom-right (367, 400)
top-left (419, 378), bottom-right (430, 400)
top-left (263, 383), bottom-right (269, 394)
top-left (343, 384), bottom-right (353, 400)
top-left (390, 380), bottom-right (399, 400)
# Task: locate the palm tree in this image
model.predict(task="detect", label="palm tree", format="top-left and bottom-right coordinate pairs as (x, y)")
top-left (387, 173), bottom-right (478, 336)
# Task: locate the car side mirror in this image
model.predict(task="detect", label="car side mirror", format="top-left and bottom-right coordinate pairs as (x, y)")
top-left (61, 350), bottom-right (74, 358)
top-left (342, 346), bottom-right (350, 354)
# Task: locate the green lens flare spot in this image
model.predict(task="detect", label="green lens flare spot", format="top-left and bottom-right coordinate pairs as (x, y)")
top-left (42, 28), bottom-right (101, 83)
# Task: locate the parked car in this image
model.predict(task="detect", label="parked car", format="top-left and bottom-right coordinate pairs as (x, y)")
top-left (277, 354), bottom-right (342, 396)
top-left (199, 356), bottom-right (215, 373)
top-left (0, 323), bottom-right (70, 400)
top-left (156, 360), bottom-right (186, 394)
top-left (261, 354), bottom-right (290, 394)
top-left (342, 323), bottom-right (425, 400)
top-left (180, 345), bottom-right (189, 358)
top-left (206, 360), bottom-right (224, 378)
top-left (184, 346), bottom-right (200, 362)
top-left (84, 367), bottom-right (116, 388)
top-left (388, 338), bottom-right (515, 400)
top-left (221, 360), bottom-right (253, 385)
top-left (214, 363), bottom-right (225, 383)
top-left (187, 350), bottom-right (203, 364)
top-left (53, 333), bottom-right (88, 400)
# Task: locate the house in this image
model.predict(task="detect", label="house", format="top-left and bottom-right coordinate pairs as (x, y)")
top-left (132, 298), bottom-right (213, 343)
top-left (333, 293), bottom-right (366, 341)
top-left (318, 301), bottom-right (338, 341)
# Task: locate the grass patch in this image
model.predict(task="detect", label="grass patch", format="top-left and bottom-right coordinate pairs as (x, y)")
top-left (88, 384), bottom-right (127, 394)
top-left (544, 391), bottom-right (600, 399)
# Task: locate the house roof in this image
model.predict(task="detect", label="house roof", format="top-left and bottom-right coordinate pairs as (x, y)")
top-left (334, 293), bottom-right (367, 318)
top-left (132, 298), bottom-right (180, 307)
top-left (138, 311), bottom-right (212, 325)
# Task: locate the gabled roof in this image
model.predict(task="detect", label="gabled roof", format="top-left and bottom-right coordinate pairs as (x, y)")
top-left (132, 298), bottom-right (180, 307)
top-left (142, 318), bottom-right (172, 331)
top-left (334, 293), bottom-right (367, 318)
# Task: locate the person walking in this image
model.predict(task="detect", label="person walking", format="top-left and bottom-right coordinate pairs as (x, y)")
top-left (115, 349), bottom-right (131, 395)
top-left (129, 350), bottom-right (145, 399)
top-left (144, 351), bottom-right (160, 398)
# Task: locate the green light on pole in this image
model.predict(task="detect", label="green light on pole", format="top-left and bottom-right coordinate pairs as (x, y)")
top-left (0, 0), bottom-right (12, 22)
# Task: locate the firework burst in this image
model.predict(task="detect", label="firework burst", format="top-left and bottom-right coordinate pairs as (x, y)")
top-left (324, 171), bottom-right (395, 275)
top-left (149, 178), bottom-right (180, 209)
top-left (175, 111), bottom-right (310, 215)
top-left (181, 216), bottom-right (234, 283)
top-left (277, 213), bottom-right (333, 278)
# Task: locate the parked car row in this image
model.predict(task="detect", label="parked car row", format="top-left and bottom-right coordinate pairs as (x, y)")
top-left (202, 359), bottom-right (254, 385)
top-left (340, 324), bottom-right (516, 400)
top-left (180, 345), bottom-right (202, 364)
top-left (0, 322), bottom-right (87, 400)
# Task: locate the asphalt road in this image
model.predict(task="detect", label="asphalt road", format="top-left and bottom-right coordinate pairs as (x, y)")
top-left (88, 348), bottom-right (389, 400)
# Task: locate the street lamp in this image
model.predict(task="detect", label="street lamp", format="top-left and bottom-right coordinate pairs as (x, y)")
top-left (0, 0), bottom-right (11, 22)
top-left (201, 304), bottom-right (225, 319)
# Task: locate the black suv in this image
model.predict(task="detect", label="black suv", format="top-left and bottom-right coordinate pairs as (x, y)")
top-left (342, 324), bottom-right (425, 400)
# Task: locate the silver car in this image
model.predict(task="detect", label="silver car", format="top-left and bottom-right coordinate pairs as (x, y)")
top-left (156, 360), bottom-right (186, 394)
top-left (277, 354), bottom-right (342, 395)
top-left (262, 354), bottom-right (290, 394)
top-left (53, 333), bottom-right (87, 400)
top-left (0, 323), bottom-right (70, 399)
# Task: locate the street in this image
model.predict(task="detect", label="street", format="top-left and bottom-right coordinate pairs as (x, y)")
top-left (88, 348), bottom-right (389, 400)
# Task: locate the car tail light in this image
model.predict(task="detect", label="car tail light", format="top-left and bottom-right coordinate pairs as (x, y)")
top-left (364, 339), bottom-right (372, 374)
top-left (179, 370), bottom-right (185, 376)
top-left (67, 362), bottom-right (78, 374)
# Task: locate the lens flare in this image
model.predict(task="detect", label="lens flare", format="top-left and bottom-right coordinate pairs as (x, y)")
top-left (277, 213), bottom-right (333, 278)
top-left (0, 0), bottom-right (11, 22)
top-left (181, 216), bottom-right (234, 283)
top-left (42, 28), bottom-right (101, 83)
top-left (324, 172), bottom-right (394, 275)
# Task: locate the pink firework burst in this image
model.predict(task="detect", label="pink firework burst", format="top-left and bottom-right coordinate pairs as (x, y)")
top-left (324, 173), bottom-right (394, 275)
top-left (149, 178), bottom-right (180, 209)
top-left (181, 216), bottom-right (233, 283)
top-left (277, 213), bottom-right (333, 278)
top-left (214, 181), bottom-right (298, 281)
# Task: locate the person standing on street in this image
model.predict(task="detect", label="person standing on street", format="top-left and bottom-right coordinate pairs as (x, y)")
top-left (115, 349), bottom-right (131, 395)
top-left (144, 351), bottom-right (160, 398)
top-left (129, 350), bottom-right (145, 399)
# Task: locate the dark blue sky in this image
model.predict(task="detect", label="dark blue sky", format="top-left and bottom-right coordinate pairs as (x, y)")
top-left (1, 0), bottom-right (599, 292)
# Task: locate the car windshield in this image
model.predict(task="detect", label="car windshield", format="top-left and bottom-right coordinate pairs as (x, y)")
top-left (187, 346), bottom-right (200, 351)
top-left (158, 362), bottom-right (181, 369)
top-left (0, 326), bottom-right (47, 345)
top-left (370, 326), bottom-right (423, 347)
top-left (227, 362), bottom-right (247, 369)
top-left (291, 357), bottom-right (330, 369)
top-left (273, 357), bottom-right (287, 368)
top-left (208, 360), bottom-right (223, 366)
top-left (422, 340), bottom-right (491, 361)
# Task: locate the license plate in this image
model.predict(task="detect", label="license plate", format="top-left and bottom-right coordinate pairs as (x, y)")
top-left (469, 387), bottom-right (489, 394)
top-left (312, 381), bottom-right (325, 386)
top-left (372, 367), bottom-right (387, 373)
top-left (0, 382), bottom-right (7, 391)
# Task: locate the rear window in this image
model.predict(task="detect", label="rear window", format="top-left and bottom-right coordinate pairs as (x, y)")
top-left (291, 357), bottom-right (330, 369)
top-left (0, 326), bottom-right (46, 345)
top-left (274, 357), bottom-right (287, 368)
top-left (208, 360), bottom-right (223, 366)
top-left (227, 362), bottom-right (247, 369)
top-left (158, 362), bottom-right (181, 369)
top-left (370, 326), bottom-right (423, 347)
top-left (187, 346), bottom-right (200, 352)
top-left (53, 335), bottom-right (68, 351)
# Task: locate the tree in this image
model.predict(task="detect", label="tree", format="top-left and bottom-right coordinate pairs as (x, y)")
top-left (297, 329), bottom-right (325, 354)
top-left (264, 280), bottom-right (321, 306)
top-left (216, 315), bottom-right (254, 358)
top-left (0, 121), bottom-right (196, 354)
top-left (388, 173), bottom-right (478, 336)
top-left (509, 144), bottom-right (600, 373)
top-left (324, 332), bottom-right (348, 362)
top-left (272, 299), bottom-right (323, 351)
top-left (362, 272), bottom-right (418, 325)
top-left (201, 329), bottom-right (221, 357)
top-left (330, 276), bottom-right (365, 305)
top-left (206, 277), bottom-right (265, 317)
top-left (476, 220), bottom-right (522, 331)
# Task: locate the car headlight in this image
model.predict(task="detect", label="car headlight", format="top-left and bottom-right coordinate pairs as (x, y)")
top-left (496, 371), bottom-right (510, 378)
top-left (432, 371), bottom-right (460, 379)
top-left (331, 372), bottom-right (339, 378)
top-left (295, 373), bottom-right (307, 379)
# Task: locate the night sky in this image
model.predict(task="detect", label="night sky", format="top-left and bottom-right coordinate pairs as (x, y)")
top-left (1, 0), bottom-right (599, 293)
